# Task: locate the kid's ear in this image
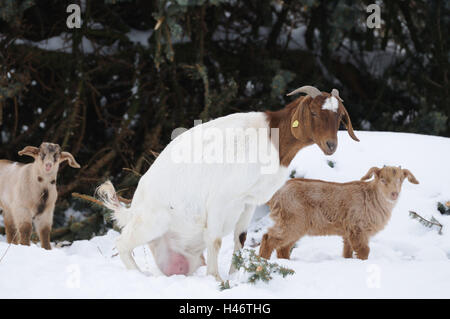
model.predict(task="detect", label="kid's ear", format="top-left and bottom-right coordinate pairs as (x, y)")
top-left (360, 167), bottom-right (380, 181)
top-left (18, 146), bottom-right (40, 159)
top-left (60, 151), bottom-right (81, 168)
top-left (402, 169), bottom-right (419, 184)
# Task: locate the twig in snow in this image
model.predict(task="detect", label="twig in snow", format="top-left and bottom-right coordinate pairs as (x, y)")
top-left (409, 211), bottom-right (443, 235)
top-left (0, 232), bottom-right (17, 264)
top-left (97, 246), bottom-right (104, 258)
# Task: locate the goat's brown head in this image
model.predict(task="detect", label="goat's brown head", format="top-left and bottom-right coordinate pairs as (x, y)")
top-left (361, 166), bottom-right (419, 202)
top-left (18, 142), bottom-right (80, 175)
top-left (287, 85), bottom-right (359, 155)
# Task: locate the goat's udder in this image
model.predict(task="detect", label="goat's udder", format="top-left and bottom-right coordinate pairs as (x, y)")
top-left (163, 251), bottom-right (190, 276)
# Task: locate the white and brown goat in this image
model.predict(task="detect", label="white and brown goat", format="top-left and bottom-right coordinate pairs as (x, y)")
top-left (97, 85), bottom-right (359, 281)
top-left (0, 143), bottom-right (80, 249)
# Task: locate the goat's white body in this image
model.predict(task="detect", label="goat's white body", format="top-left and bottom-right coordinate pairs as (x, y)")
top-left (111, 112), bottom-right (289, 278)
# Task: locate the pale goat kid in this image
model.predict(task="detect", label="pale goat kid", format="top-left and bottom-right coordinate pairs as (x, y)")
top-left (0, 142), bottom-right (80, 249)
top-left (97, 85), bottom-right (359, 281)
top-left (259, 166), bottom-right (419, 260)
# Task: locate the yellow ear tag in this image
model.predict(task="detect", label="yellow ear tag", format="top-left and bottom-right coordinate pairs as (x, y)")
top-left (292, 120), bottom-right (299, 128)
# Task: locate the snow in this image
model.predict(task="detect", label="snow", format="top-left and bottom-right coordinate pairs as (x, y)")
top-left (1, 131), bottom-right (449, 298)
top-left (126, 29), bottom-right (153, 47)
top-left (13, 32), bottom-right (119, 55)
top-left (64, 208), bottom-right (87, 222)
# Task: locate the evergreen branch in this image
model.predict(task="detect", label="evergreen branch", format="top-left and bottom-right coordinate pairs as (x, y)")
top-left (122, 167), bottom-right (142, 177)
top-left (227, 248), bottom-right (295, 288)
top-left (437, 201), bottom-right (450, 215)
top-left (72, 192), bottom-right (105, 208)
top-left (409, 211), bottom-right (443, 235)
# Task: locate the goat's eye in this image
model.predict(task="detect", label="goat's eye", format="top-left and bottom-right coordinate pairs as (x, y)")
top-left (311, 111), bottom-right (317, 117)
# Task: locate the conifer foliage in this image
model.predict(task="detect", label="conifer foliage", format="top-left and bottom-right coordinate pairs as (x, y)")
top-left (1, 0), bottom-right (448, 240)
top-left (225, 248), bottom-right (294, 287)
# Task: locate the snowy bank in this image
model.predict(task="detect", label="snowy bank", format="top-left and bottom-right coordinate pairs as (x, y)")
top-left (1, 131), bottom-right (449, 298)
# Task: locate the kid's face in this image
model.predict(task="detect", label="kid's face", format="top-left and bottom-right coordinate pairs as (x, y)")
top-left (376, 166), bottom-right (419, 201)
top-left (38, 143), bottom-right (61, 175)
top-left (377, 166), bottom-right (404, 201)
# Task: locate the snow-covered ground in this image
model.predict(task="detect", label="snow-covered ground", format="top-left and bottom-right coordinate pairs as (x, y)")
top-left (1, 131), bottom-right (449, 298)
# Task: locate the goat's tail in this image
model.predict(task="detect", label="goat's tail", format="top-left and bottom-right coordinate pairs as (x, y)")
top-left (96, 180), bottom-right (132, 229)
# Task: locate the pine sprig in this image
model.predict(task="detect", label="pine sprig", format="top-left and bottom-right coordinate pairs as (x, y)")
top-left (231, 248), bottom-right (295, 284)
top-left (437, 201), bottom-right (450, 216)
top-left (409, 211), bottom-right (443, 235)
top-left (219, 280), bottom-right (231, 291)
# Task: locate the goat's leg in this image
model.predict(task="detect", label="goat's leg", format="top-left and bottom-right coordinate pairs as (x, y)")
top-left (276, 241), bottom-right (296, 259)
top-left (3, 211), bottom-right (18, 244)
top-left (33, 207), bottom-right (54, 250)
top-left (205, 236), bottom-right (223, 282)
top-left (116, 210), bottom-right (170, 273)
top-left (11, 207), bottom-right (32, 246)
top-left (204, 201), bottom-right (243, 281)
top-left (342, 237), bottom-right (353, 258)
top-left (348, 230), bottom-right (370, 260)
top-left (354, 243), bottom-right (370, 260)
top-left (229, 204), bottom-right (255, 274)
top-left (18, 220), bottom-right (32, 246)
top-left (259, 233), bottom-right (286, 259)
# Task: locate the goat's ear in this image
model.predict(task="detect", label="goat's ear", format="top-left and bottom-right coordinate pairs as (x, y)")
top-left (60, 152), bottom-right (81, 168)
top-left (402, 169), bottom-right (419, 184)
top-left (340, 105), bottom-right (359, 142)
top-left (18, 146), bottom-right (40, 159)
top-left (361, 167), bottom-right (380, 181)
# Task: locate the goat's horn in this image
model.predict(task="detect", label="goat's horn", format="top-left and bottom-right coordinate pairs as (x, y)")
top-left (287, 85), bottom-right (322, 98)
top-left (331, 88), bottom-right (343, 102)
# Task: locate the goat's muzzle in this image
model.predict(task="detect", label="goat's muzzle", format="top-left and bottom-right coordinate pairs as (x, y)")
top-left (326, 140), bottom-right (336, 153)
top-left (319, 139), bottom-right (337, 155)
